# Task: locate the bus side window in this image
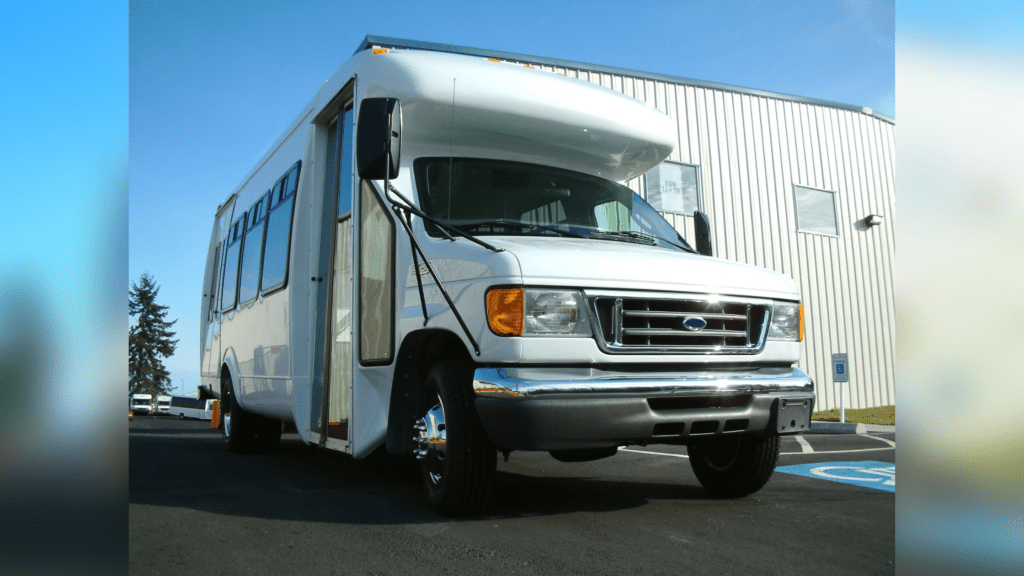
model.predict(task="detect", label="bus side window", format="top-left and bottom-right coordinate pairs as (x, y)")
top-left (261, 165), bottom-right (299, 295)
top-left (220, 214), bottom-right (245, 312)
top-left (238, 195), bottom-right (268, 304)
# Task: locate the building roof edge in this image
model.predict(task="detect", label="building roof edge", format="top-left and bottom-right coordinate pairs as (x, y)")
top-left (355, 35), bottom-right (894, 125)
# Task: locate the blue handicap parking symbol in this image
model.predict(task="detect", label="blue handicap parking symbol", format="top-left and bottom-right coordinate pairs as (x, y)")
top-left (836, 364), bottom-right (845, 375)
top-left (776, 460), bottom-right (894, 493)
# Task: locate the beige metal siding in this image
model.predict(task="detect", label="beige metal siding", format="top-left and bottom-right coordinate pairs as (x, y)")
top-left (541, 66), bottom-right (897, 411)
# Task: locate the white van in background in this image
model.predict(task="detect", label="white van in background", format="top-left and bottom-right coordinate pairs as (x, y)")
top-left (199, 47), bottom-right (813, 514)
top-left (156, 395), bottom-right (172, 414)
top-left (130, 394), bottom-right (154, 416)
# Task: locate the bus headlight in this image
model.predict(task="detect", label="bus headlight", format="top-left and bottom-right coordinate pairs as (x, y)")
top-left (524, 289), bottom-right (591, 336)
top-left (768, 302), bottom-right (803, 341)
top-left (486, 288), bottom-right (592, 337)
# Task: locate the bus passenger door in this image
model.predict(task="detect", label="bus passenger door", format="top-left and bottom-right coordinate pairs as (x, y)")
top-left (202, 199), bottom-right (234, 387)
top-left (311, 102), bottom-right (355, 446)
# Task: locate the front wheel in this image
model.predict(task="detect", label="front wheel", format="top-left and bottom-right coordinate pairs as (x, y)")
top-left (221, 375), bottom-right (282, 454)
top-left (688, 434), bottom-right (780, 498)
top-left (414, 360), bottom-right (496, 515)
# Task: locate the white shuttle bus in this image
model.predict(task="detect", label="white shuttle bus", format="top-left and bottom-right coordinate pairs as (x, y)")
top-left (200, 47), bottom-right (814, 514)
top-left (169, 396), bottom-right (214, 421)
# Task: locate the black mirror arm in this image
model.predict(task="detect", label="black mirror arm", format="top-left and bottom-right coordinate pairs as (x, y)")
top-left (404, 210), bottom-right (429, 327)
top-left (369, 181), bottom-right (481, 356)
top-left (386, 183), bottom-right (503, 253)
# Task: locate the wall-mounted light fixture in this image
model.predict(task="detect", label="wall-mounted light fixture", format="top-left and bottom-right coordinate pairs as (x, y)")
top-left (865, 214), bottom-right (884, 227)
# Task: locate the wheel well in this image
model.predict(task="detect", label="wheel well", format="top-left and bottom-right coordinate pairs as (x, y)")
top-left (386, 329), bottom-right (473, 454)
top-left (220, 364), bottom-right (231, 395)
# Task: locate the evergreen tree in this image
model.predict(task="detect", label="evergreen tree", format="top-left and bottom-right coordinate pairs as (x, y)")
top-left (129, 273), bottom-right (178, 396)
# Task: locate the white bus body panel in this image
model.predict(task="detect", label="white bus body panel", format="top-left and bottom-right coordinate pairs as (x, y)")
top-left (202, 48), bottom-right (796, 457)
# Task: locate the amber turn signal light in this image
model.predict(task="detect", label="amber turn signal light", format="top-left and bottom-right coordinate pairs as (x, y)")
top-left (486, 288), bottom-right (523, 336)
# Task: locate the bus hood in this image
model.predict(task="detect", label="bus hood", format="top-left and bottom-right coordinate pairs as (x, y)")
top-left (487, 237), bottom-right (800, 301)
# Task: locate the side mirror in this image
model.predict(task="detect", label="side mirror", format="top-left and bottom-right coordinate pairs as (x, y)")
top-left (693, 210), bottom-right (713, 257)
top-left (356, 97), bottom-right (402, 180)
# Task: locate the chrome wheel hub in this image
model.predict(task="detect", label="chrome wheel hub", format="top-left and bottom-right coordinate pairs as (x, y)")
top-left (223, 397), bottom-right (232, 437)
top-left (413, 396), bottom-right (446, 484)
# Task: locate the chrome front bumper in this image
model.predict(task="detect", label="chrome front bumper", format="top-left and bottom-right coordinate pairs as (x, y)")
top-left (472, 366), bottom-right (815, 451)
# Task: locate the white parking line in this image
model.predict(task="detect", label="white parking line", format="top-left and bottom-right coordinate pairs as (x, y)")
top-left (782, 446), bottom-right (894, 455)
top-left (795, 435), bottom-right (815, 453)
top-left (619, 444), bottom-right (895, 460)
top-left (620, 448), bottom-right (688, 459)
top-left (860, 433), bottom-right (896, 448)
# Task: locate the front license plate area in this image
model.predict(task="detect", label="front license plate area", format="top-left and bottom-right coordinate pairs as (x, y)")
top-left (775, 396), bottom-right (812, 433)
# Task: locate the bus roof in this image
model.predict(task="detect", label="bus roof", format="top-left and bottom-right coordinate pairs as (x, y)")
top-left (331, 48), bottom-right (676, 182)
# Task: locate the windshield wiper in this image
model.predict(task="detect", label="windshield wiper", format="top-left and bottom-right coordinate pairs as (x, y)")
top-left (664, 234), bottom-right (698, 254)
top-left (459, 219), bottom-right (586, 239)
top-left (588, 230), bottom-right (658, 245)
top-left (589, 230), bottom-right (699, 254)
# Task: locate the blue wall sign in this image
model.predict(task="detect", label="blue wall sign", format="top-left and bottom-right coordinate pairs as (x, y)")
top-left (776, 460), bottom-right (894, 493)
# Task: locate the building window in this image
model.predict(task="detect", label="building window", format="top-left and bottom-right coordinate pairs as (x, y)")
top-left (794, 185), bottom-right (838, 236)
top-left (644, 161), bottom-right (699, 215)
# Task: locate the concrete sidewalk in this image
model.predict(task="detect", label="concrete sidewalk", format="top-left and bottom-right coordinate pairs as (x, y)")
top-left (809, 421), bottom-right (896, 434)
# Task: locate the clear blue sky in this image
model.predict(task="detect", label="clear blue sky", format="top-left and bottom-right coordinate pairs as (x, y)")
top-left (128, 0), bottom-right (894, 395)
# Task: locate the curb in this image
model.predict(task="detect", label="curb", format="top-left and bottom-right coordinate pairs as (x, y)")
top-left (809, 421), bottom-right (866, 434)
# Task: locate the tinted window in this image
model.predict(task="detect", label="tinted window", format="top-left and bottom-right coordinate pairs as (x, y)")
top-left (285, 163), bottom-right (299, 198)
top-left (338, 107), bottom-right (354, 215)
top-left (238, 198), bottom-right (268, 305)
top-left (261, 195), bottom-right (294, 294)
top-left (415, 157), bottom-right (686, 251)
top-left (208, 243), bottom-right (221, 320)
top-left (220, 215), bottom-right (244, 311)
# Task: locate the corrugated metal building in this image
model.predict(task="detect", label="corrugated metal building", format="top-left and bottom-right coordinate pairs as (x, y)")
top-left (357, 36), bottom-right (895, 411)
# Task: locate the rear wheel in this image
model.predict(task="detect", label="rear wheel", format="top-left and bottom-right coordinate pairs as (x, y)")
top-left (414, 360), bottom-right (496, 515)
top-left (688, 434), bottom-right (780, 498)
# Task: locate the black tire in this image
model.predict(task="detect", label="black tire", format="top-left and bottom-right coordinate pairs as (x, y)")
top-left (688, 434), bottom-right (781, 498)
top-left (416, 360), bottom-right (496, 515)
top-left (179, 412), bottom-right (186, 420)
top-left (221, 376), bottom-right (253, 453)
top-left (221, 375), bottom-right (282, 454)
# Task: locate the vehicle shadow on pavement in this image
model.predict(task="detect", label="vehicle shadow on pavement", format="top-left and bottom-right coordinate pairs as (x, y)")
top-left (130, 421), bottom-right (763, 524)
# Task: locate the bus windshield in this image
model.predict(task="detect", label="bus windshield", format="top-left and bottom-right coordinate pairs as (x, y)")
top-left (413, 157), bottom-right (693, 252)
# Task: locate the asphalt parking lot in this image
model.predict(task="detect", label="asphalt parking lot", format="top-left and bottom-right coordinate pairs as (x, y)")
top-left (129, 416), bottom-right (894, 575)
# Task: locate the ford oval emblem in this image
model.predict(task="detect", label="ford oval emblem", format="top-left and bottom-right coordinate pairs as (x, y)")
top-left (682, 316), bottom-right (708, 331)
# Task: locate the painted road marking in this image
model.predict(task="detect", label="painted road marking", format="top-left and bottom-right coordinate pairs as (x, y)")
top-left (861, 433), bottom-right (896, 448)
top-left (794, 435), bottom-right (815, 453)
top-left (776, 460), bottom-right (895, 492)
top-left (621, 441), bottom-right (894, 460)
top-left (621, 448), bottom-right (688, 459)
